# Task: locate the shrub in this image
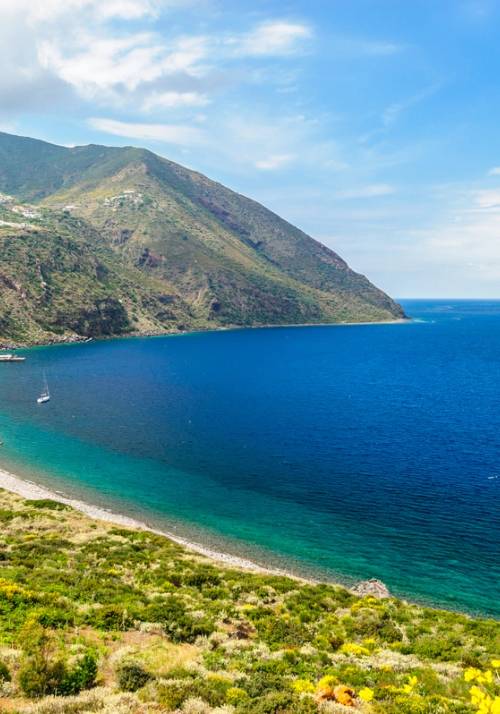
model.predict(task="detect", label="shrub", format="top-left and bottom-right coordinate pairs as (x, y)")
top-left (87, 604), bottom-right (135, 630)
top-left (36, 606), bottom-right (76, 629)
top-left (240, 691), bottom-right (316, 714)
top-left (184, 566), bottom-right (221, 588)
top-left (243, 672), bottom-right (286, 698)
top-left (195, 674), bottom-right (232, 706)
top-left (117, 661), bottom-right (152, 692)
top-left (60, 652), bottom-right (98, 695)
top-left (0, 509), bottom-right (14, 523)
top-left (253, 616), bottom-right (308, 648)
top-left (18, 655), bottom-right (67, 698)
top-left (154, 679), bottom-right (193, 709)
top-left (410, 636), bottom-right (461, 661)
top-left (0, 660), bottom-right (11, 683)
top-left (226, 686), bottom-right (249, 704)
top-left (378, 621), bottom-right (404, 642)
top-left (144, 597), bottom-right (214, 643)
top-left (19, 653), bottom-right (98, 699)
top-left (29, 499), bottom-right (70, 510)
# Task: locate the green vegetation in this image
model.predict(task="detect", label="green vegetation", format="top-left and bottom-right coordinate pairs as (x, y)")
top-left (0, 489), bottom-right (497, 713)
top-left (0, 131), bottom-right (405, 345)
top-left (0, 200), bottom-right (196, 344)
top-left (116, 662), bottom-right (152, 692)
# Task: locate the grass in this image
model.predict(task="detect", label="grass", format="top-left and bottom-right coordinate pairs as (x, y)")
top-left (0, 488), bottom-right (497, 713)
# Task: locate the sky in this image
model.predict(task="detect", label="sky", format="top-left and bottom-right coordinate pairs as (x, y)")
top-left (2, 0), bottom-right (500, 297)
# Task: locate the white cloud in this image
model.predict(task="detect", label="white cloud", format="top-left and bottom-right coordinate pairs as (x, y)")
top-left (382, 84), bottom-right (441, 127)
top-left (0, 1), bottom-right (210, 113)
top-left (88, 117), bottom-right (204, 145)
top-left (255, 154), bottom-right (295, 170)
top-left (378, 188), bottom-right (500, 297)
top-left (473, 189), bottom-right (500, 209)
top-left (0, 2), bottom-right (317, 124)
top-left (39, 34), bottom-right (163, 94)
top-left (93, 0), bottom-right (160, 21)
top-left (25, 0), bottom-right (160, 22)
top-left (216, 113), bottom-right (345, 174)
top-left (303, 196), bottom-right (500, 299)
top-left (332, 36), bottom-right (404, 58)
top-left (143, 90), bottom-right (210, 111)
top-left (337, 184), bottom-right (395, 199)
top-left (38, 33), bottom-right (208, 99)
top-left (157, 36), bottom-right (208, 75)
top-left (232, 21), bottom-right (312, 57)
top-left (488, 166), bottom-right (500, 176)
top-left (418, 204), bottom-right (500, 284)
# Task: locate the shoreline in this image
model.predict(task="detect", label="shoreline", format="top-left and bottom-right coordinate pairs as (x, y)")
top-left (1, 317), bottom-right (411, 351)
top-left (0, 465), bottom-right (305, 581)
top-left (0, 464), bottom-right (495, 618)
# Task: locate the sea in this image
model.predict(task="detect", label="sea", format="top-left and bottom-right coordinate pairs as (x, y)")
top-left (0, 299), bottom-right (498, 616)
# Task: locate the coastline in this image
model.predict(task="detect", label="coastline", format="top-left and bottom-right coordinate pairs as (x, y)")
top-left (1, 308), bottom-right (497, 618)
top-left (0, 465), bottom-right (303, 581)
top-left (1, 316), bottom-right (411, 351)
top-left (0, 459), bottom-right (495, 618)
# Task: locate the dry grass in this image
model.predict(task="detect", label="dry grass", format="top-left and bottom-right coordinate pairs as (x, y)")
top-left (12, 687), bottom-right (158, 713)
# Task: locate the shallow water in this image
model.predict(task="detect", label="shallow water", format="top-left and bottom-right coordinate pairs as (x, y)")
top-left (0, 300), bottom-right (498, 615)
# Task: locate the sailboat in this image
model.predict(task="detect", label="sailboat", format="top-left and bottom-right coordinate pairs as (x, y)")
top-left (37, 374), bottom-right (50, 404)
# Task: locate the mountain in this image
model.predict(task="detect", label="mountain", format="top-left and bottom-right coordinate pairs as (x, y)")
top-left (0, 131), bottom-right (405, 344)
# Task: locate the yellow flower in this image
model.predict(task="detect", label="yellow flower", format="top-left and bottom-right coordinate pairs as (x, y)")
top-left (491, 659), bottom-right (500, 669)
top-left (465, 668), bottom-right (482, 682)
top-left (470, 685), bottom-right (487, 705)
top-left (226, 687), bottom-right (248, 704)
top-left (317, 675), bottom-right (337, 690)
top-left (207, 673), bottom-right (231, 683)
top-left (401, 675), bottom-right (418, 694)
top-left (358, 687), bottom-right (375, 702)
top-left (465, 666), bottom-right (496, 689)
top-left (340, 642), bottom-right (370, 656)
top-left (482, 669), bottom-right (494, 685)
top-left (293, 679), bottom-right (315, 693)
top-left (491, 696), bottom-right (500, 714)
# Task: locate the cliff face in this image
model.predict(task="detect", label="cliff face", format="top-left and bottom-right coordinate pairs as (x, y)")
top-left (0, 131), bottom-right (405, 344)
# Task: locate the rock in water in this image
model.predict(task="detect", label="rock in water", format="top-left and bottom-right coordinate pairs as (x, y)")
top-left (351, 578), bottom-right (391, 599)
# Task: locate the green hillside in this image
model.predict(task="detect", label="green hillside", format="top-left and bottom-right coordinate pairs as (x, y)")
top-left (0, 489), bottom-right (498, 713)
top-left (0, 132), bottom-right (405, 345)
top-left (0, 201), bottom-right (196, 344)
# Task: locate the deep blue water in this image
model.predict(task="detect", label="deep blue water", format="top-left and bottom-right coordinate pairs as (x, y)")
top-left (0, 300), bottom-right (498, 616)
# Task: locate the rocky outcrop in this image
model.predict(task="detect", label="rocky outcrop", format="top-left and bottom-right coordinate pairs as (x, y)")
top-left (351, 578), bottom-right (391, 599)
top-left (56, 298), bottom-right (131, 337)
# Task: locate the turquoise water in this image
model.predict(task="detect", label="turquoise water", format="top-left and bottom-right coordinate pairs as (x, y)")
top-left (0, 300), bottom-right (498, 616)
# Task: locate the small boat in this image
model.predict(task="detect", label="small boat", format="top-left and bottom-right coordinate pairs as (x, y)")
top-left (0, 353), bottom-right (26, 362)
top-left (37, 374), bottom-right (50, 404)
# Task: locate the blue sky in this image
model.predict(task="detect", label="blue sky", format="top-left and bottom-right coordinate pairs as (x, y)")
top-left (2, 0), bottom-right (500, 297)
